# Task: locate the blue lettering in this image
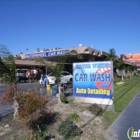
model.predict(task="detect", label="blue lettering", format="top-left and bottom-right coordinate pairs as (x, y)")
top-left (75, 64), bottom-right (91, 69)
top-left (97, 74), bottom-right (101, 81)
top-left (75, 74), bottom-right (88, 81)
top-left (92, 63), bottom-right (110, 68)
top-left (90, 73), bottom-right (111, 82)
top-left (79, 74), bottom-right (83, 81)
top-left (75, 74), bottom-right (78, 81)
top-left (105, 73), bottom-right (111, 82)
top-left (90, 74), bottom-right (96, 81)
top-left (101, 74), bottom-right (105, 82)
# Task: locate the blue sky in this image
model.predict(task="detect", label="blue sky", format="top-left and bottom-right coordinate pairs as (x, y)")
top-left (0, 0), bottom-right (140, 56)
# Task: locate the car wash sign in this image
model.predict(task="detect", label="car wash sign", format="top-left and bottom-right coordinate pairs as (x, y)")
top-left (25, 50), bottom-right (69, 58)
top-left (73, 61), bottom-right (114, 105)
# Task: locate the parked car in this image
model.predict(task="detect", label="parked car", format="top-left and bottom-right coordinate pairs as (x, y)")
top-left (39, 71), bottom-right (73, 85)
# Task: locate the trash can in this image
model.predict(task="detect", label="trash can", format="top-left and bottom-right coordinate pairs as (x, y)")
top-left (51, 84), bottom-right (58, 95)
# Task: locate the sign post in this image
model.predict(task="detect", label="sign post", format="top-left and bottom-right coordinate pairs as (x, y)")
top-left (73, 61), bottom-right (114, 110)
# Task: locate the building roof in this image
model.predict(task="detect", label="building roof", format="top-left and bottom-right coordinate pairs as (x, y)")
top-left (20, 46), bottom-right (105, 59)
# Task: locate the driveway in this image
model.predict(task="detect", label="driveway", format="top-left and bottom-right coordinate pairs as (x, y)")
top-left (106, 91), bottom-right (140, 140)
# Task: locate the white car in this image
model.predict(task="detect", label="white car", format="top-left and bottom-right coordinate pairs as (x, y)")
top-left (39, 71), bottom-right (73, 85)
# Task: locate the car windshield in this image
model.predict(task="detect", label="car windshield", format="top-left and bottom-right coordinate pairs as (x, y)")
top-left (48, 71), bottom-right (71, 77)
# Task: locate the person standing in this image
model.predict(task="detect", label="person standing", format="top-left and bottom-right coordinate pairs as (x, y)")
top-left (36, 70), bottom-right (41, 81)
top-left (43, 74), bottom-right (49, 87)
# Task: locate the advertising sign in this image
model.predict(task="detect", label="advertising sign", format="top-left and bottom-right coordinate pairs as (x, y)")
top-left (121, 54), bottom-right (140, 62)
top-left (73, 61), bottom-right (114, 105)
top-left (25, 50), bottom-right (69, 58)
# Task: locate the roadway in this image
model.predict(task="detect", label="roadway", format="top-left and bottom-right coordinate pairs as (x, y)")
top-left (0, 82), bottom-right (72, 118)
top-left (0, 82), bottom-right (41, 97)
top-left (0, 82), bottom-right (43, 118)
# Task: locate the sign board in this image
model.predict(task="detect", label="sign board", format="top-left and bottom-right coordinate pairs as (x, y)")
top-left (121, 54), bottom-right (140, 62)
top-left (73, 61), bottom-right (114, 105)
top-left (25, 50), bottom-right (69, 58)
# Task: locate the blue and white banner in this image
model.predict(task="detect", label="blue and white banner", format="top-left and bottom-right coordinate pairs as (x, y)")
top-left (73, 61), bottom-right (114, 105)
top-left (25, 50), bottom-right (69, 58)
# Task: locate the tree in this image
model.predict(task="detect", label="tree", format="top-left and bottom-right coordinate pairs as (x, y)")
top-left (34, 56), bottom-right (67, 103)
top-left (0, 45), bottom-right (18, 119)
top-left (129, 63), bottom-right (137, 77)
top-left (116, 59), bottom-right (125, 80)
top-left (105, 48), bottom-right (119, 78)
top-left (105, 48), bottom-right (118, 67)
top-left (36, 48), bottom-right (40, 52)
top-left (34, 50), bottom-right (83, 103)
top-left (0, 45), bottom-right (16, 85)
top-left (47, 59), bottom-right (65, 103)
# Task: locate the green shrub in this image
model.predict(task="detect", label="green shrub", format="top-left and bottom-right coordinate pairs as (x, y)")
top-left (68, 112), bottom-right (79, 122)
top-left (35, 125), bottom-right (47, 140)
top-left (58, 118), bottom-right (83, 139)
top-left (88, 104), bottom-right (103, 116)
top-left (60, 95), bottom-right (68, 103)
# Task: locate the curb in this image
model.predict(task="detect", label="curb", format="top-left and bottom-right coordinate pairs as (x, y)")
top-left (0, 111), bottom-right (14, 120)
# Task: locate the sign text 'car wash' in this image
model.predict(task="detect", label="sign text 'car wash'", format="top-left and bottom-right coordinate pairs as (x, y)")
top-left (25, 50), bottom-right (69, 58)
top-left (73, 61), bottom-right (114, 105)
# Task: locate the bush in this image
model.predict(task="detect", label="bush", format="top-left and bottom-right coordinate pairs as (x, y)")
top-left (88, 104), bottom-right (103, 116)
top-left (58, 118), bottom-right (83, 139)
top-left (16, 90), bottom-right (48, 128)
top-left (68, 112), bottom-right (79, 122)
top-left (60, 95), bottom-right (68, 103)
top-left (0, 84), bottom-right (16, 103)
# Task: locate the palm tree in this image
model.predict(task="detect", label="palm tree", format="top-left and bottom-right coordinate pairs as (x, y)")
top-left (116, 60), bottom-right (125, 80)
top-left (105, 48), bottom-right (118, 65)
top-left (105, 48), bottom-right (119, 78)
top-left (130, 63), bottom-right (137, 77)
top-left (36, 48), bottom-right (40, 52)
top-left (34, 49), bottom-right (83, 103)
top-left (47, 62), bottom-right (64, 103)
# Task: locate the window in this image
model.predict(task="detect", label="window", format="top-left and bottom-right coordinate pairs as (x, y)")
top-left (61, 72), bottom-right (71, 76)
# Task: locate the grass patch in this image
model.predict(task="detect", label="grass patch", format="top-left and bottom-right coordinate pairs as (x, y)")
top-left (103, 76), bottom-right (140, 127)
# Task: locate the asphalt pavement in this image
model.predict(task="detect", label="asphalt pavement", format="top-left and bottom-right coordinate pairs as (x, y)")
top-left (0, 82), bottom-right (42, 118)
top-left (0, 82), bottom-right (41, 97)
top-left (0, 82), bottom-right (72, 118)
top-left (106, 91), bottom-right (140, 140)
